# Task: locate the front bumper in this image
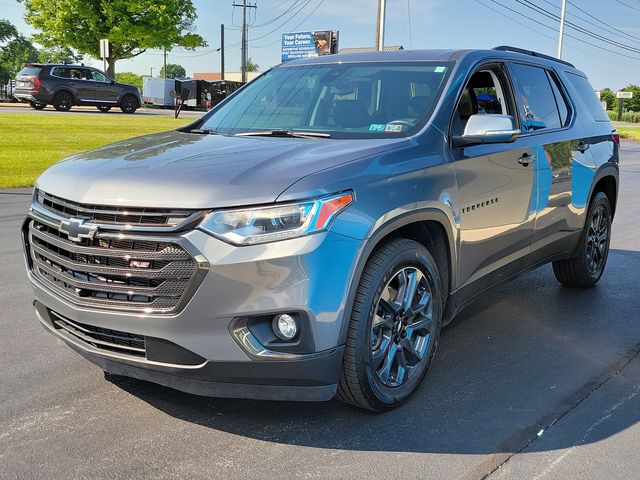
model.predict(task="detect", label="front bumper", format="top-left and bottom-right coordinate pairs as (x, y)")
top-left (26, 207), bottom-right (364, 400)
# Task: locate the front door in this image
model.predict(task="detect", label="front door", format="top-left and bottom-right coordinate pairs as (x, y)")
top-left (451, 65), bottom-right (536, 292)
top-left (90, 70), bottom-right (120, 104)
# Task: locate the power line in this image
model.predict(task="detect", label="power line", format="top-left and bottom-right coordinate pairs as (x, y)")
top-left (516, 0), bottom-right (640, 54)
top-left (473, 0), bottom-right (638, 66)
top-left (484, 0), bottom-right (640, 61)
top-left (613, 0), bottom-right (640, 12)
top-left (250, 0), bottom-right (326, 48)
top-left (565, 0), bottom-right (640, 43)
top-left (249, 0), bottom-right (313, 42)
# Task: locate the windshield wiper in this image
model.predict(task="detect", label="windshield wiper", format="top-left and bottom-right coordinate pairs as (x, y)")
top-left (235, 130), bottom-right (331, 139)
top-left (188, 128), bottom-right (220, 135)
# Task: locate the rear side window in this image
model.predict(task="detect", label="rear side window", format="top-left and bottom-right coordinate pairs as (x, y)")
top-left (18, 66), bottom-right (42, 76)
top-left (566, 72), bottom-right (609, 122)
top-left (547, 71), bottom-right (570, 127)
top-left (511, 63), bottom-right (562, 132)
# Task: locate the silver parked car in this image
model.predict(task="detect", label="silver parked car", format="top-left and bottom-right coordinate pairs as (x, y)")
top-left (23, 46), bottom-right (619, 411)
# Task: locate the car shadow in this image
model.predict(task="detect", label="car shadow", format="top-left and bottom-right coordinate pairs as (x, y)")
top-left (107, 248), bottom-right (640, 455)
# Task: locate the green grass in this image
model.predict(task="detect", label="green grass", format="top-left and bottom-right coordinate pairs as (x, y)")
top-left (615, 125), bottom-right (640, 141)
top-left (0, 113), bottom-right (191, 188)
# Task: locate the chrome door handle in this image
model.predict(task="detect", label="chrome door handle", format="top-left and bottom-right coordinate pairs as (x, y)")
top-left (517, 153), bottom-right (535, 166)
top-left (577, 141), bottom-right (590, 153)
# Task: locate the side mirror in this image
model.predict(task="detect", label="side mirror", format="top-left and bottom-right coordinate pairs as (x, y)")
top-left (452, 114), bottom-right (519, 148)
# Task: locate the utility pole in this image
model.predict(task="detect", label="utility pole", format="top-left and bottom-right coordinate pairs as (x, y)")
top-left (375, 0), bottom-right (387, 51)
top-left (232, 0), bottom-right (257, 83)
top-left (150, 67), bottom-right (155, 78)
top-left (557, 0), bottom-right (567, 58)
top-left (221, 24), bottom-right (225, 80)
top-left (163, 47), bottom-right (167, 78)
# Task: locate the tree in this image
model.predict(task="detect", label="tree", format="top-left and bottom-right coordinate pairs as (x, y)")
top-left (116, 71), bottom-right (143, 90)
top-left (160, 63), bottom-right (186, 79)
top-left (22, 0), bottom-right (206, 77)
top-left (0, 19), bottom-right (39, 83)
top-left (620, 84), bottom-right (640, 112)
top-left (245, 58), bottom-right (259, 72)
top-left (37, 46), bottom-right (81, 64)
top-left (598, 88), bottom-right (617, 111)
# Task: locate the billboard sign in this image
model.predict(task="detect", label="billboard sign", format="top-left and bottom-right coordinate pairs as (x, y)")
top-left (281, 30), bottom-right (337, 62)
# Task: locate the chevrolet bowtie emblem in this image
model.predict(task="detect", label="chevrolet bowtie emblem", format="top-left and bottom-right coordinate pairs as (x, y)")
top-left (59, 218), bottom-right (99, 242)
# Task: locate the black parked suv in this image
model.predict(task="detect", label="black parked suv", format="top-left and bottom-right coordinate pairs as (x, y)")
top-left (13, 64), bottom-right (141, 113)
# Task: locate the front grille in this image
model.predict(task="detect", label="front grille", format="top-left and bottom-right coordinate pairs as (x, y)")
top-left (26, 217), bottom-right (200, 313)
top-left (50, 310), bottom-right (146, 357)
top-left (36, 190), bottom-right (196, 227)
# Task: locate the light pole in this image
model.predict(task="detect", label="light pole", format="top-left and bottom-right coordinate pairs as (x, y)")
top-left (375, 0), bottom-right (387, 51)
top-left (557, 0), bottom-right (567, 58)
top-left (150, 67), bottom-right (155, 78)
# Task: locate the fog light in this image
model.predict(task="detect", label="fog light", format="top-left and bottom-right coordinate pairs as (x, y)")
top-left (273, 314), bottom-right (298, 340)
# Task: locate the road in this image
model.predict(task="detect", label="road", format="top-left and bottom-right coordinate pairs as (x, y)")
top-left (1, 142), bottom-right (639, 480)
top-left (0, 102), bottom-right (203, 117)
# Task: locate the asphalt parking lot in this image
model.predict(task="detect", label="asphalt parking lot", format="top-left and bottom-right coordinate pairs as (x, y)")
top-left (1, 142), bottom-right (639, 480)
top-left (0, 102), bottom-right (202, 117)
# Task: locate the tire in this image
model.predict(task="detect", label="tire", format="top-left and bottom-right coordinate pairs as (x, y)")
top-left (97, 105), bottom-right (112, 112)
top-left (119, 94), bottom-right (138, 114)
top-left (552, 191), bottom-right (612, 287)
top-left (29, 102), bottom-right (46, 110)
top-left (337, 238), bottom-right (443, 412)
top-left (52, 91), bottom-right (73, 112)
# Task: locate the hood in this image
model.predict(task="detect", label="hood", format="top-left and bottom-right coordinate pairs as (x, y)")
top-left (36, 130), bottom-right (407, 209)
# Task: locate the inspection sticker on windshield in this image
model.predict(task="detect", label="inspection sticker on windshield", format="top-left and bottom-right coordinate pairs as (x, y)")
top-left (369, 124), bottom-right (386, 132)
top-left (434, 66), bottom-right (446, 73)
top-left (385, 124), bottom-right (403, 133)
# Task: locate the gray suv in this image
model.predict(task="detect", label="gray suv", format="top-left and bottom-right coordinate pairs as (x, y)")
top-left (14, 63), bottom-right (141, 113)
top-left (23, 46), bottom-right (619, 411)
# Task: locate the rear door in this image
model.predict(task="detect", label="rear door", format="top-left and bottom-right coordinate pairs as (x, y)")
top-left (59, 67), bottom-right (96, 102)
top-left (508, 62), bottom-right (592, 263)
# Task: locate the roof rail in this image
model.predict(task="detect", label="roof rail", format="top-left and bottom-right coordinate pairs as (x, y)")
top-left (492, 45), bottom-right (575, 68)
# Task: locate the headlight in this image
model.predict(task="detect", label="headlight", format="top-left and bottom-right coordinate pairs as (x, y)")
top-left (199, 192), bottom-right (353, 245)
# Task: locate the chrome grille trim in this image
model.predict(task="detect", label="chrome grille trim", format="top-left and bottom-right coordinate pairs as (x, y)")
top-left (34, 190), bottom-right (207, 233)
top-left (25, 193), bottom-right (210, 314)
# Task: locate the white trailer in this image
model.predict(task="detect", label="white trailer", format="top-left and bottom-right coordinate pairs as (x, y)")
top-left (142, 77), bottom-right (175, 107)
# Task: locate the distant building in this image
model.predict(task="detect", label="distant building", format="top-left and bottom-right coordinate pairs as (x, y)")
top-left (194, 72), bottom-right (261, 82)
top-left (338, 45), bottom-right (404, 54)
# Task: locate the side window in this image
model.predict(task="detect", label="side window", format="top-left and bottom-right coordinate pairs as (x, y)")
top-left (91, 71), bottom-right (110, 83)
top-left (452, 67), bottom-right (511, 136)
top-left (547, 71), bottom-right (569, 127)
top-left (511, 63), bottom-right (561, 132)
top-left (566, 72), bottom-right (609, 122)
top-left (67, 68), bottom-right (87, 80)
top-left (52, 67), bottom-right (69, 78)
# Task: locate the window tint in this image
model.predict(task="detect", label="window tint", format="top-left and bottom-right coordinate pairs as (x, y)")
top-left (566, 72), bottom-right (609, 122)
top-left (547, 72), bottom-right (569, 127)
top-left (53, 67), bottom-right (88, 80)
top-left (91, 71), bottom-right (110, 83)
top-left (18, 66), bottom-right (42, 76)
top-left (511, 63), bottom-right (561, 132)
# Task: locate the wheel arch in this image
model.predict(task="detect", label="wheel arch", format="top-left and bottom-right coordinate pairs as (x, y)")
top-left (589, 167), bottom-right (618, 218)
top-left (338, 208), bottom-right (458, 345)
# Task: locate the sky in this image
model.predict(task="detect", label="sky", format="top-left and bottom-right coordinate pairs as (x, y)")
top-left (2, 0), bottom-right (640, 90)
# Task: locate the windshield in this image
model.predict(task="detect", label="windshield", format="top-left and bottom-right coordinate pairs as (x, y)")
top-left (197, 62), bottom-right (451, 139)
